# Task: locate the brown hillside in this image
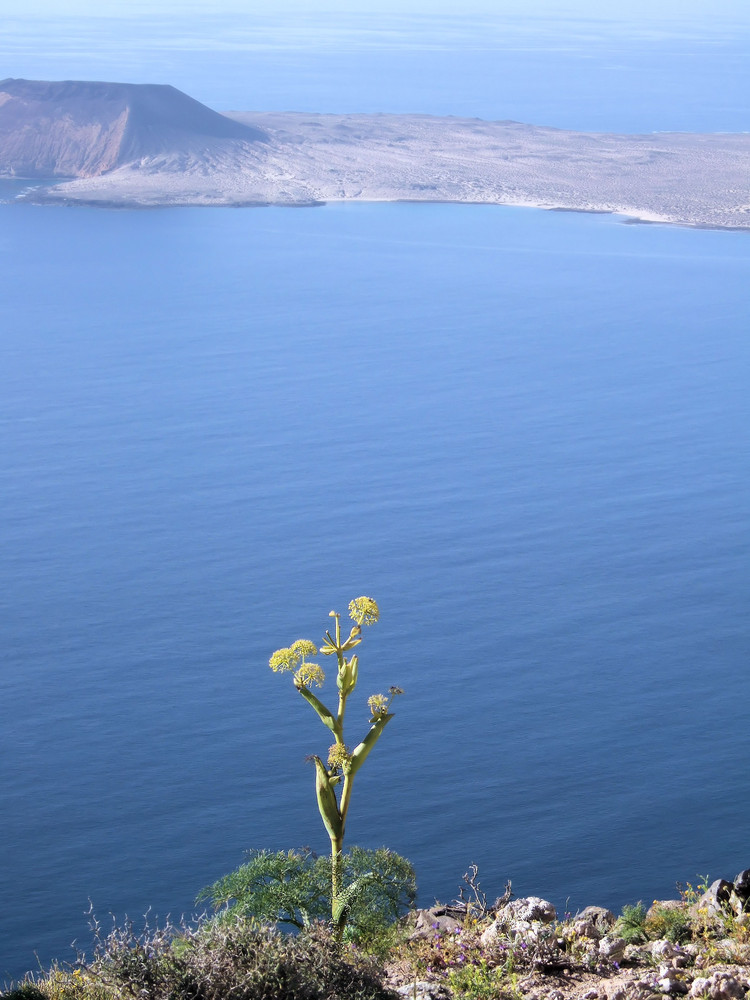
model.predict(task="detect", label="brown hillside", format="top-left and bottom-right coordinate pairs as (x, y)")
top-left (0, 78), bottom-right (266, 178)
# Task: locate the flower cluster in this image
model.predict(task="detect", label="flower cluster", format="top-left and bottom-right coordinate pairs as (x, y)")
top-left (294, 662), bottom-right (325, 689)
top-left (269, 639), bottom-right (319, 672)
top-left (327, 743), bottom-right (352, 772)
top-left (367, 694), bottom-right (390, 717)
top-left (269, 648), bottom-right (297, 673)
top-left (348, 596), bottom-right (380, 627)
top-left (367, 686), bottom-right (404, 720)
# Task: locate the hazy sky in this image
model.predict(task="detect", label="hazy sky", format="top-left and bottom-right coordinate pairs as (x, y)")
top-left (3, 0), bottom-right (750, 20)
top-left (3, 0), bottom-right (747, 129)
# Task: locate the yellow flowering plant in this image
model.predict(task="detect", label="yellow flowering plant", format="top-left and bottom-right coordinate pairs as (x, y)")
top-left (269, 596), bottom-right (403, 936)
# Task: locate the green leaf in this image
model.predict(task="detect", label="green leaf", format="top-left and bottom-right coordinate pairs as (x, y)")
top-left (297, 686), bottom-right (338, 733)
top-left (336, 655), bottom-right (359, 697)
top-left (312, 755), bottom-right (343, 841)
top-left (348, 714), bottom-right (393, 777)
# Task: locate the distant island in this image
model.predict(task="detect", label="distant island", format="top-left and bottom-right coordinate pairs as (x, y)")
top-left (1, 78), bottom-right (749, 228)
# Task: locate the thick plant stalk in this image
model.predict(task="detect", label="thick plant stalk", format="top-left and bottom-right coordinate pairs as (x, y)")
top-left (269, 597), bottom-right (401, 937)
top-left (331, 838), bottom-right (344, 926)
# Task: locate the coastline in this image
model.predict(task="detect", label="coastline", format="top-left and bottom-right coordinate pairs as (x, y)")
top-left (6, 110), bottom-right (749, 231)
top-left (15, 190), bottom-right (750, 233)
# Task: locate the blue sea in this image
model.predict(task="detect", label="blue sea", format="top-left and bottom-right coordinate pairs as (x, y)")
top-left (1, 4), bottom-right (750, 983)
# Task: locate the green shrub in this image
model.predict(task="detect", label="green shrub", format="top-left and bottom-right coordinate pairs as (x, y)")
top-left (198, 845), bottom-right (416, 946)
top-left (645, 903), bottom-right (692, 944)
top-left (447, 958), bottom-right (510, 1000)
top-left (616, 902), bottom-right (648, 944)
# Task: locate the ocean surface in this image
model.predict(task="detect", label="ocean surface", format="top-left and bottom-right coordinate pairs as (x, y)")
top-left (2, 4), bottom-right (750, 983)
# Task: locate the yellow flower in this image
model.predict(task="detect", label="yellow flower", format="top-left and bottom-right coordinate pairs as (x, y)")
top-left (294, 662), bottom-right (325, 689)
top-left (368, 693), bottom-right (389, 716)
top-left (291, 639), bottom-right (318, 657)
top-left (269, 639), bottom-right (318, 673)
top-left (269, 647), bottom-right (296, 672)
top-left (327, 742), bottom-right (352, 771)
top-left (348, 596), bottom-right (379, 626)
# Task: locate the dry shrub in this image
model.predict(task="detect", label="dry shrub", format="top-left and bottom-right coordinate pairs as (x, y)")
top-left (3, 917), bottom-right (395, 1000)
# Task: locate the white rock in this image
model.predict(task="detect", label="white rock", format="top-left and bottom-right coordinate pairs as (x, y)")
top-left (599, 936), bottom-right (627, 962)
top-left (504, 897), bottom-right (558, 924)
top-left (657, 968), bottom-right (688, 995)
top-left (652, 940), bottom-right (679, 960)
top-left (688, 972), bottom-right (746, 1000)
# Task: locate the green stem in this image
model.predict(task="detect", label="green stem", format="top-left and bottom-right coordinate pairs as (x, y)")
top-left (331, 833), bottom-right (345, 937)
top-left (337, 655), bottom-right (347, 728)
top-left (339, 772), bottom-right (354, 828)
top-left (331, 770), bottom-right (355, 937)
top-left (334, 612), bottom-right (348, 727)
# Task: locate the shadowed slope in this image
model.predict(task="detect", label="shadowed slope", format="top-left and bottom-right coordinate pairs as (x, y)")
top-left (0, 79), bottom-right (267, 178)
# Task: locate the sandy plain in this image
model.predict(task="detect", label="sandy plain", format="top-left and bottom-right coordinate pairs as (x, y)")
top-left (16, 110), bottom-right (750, 228)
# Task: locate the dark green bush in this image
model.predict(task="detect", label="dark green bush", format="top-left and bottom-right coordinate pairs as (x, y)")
top-left (1, 984), bottom-right (49, 1000)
